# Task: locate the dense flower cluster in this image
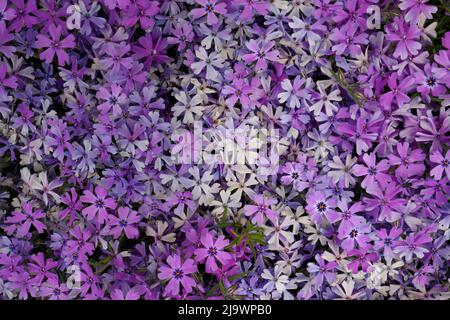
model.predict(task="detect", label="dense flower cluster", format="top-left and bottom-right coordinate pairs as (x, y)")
top-left (0, 0), bottom-right (449, 300)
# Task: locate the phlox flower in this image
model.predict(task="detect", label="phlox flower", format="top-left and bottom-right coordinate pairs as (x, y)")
top-left (158, 255), bottom-right (197, 297)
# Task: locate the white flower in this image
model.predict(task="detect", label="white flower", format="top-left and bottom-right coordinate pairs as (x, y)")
top-left (172, 92), bottom-right (204, 124)
top-left (190, 47), bottom-right (224, 81)
top-left (210, 189), bottom-right (241, 219)
top-left (309, 81), bottom-right (341, 116)
top-left (146, 221), bottom-right (176, 251)
top-left (261, 266), bottom-right (290, 294)
top-left (327, 154), bottom-right (357, 187)
top-left (30, 171), bottom-right (62, 205)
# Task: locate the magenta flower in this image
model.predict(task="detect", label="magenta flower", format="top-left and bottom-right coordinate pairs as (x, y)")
top-left (373, 227), bottom-right (402, 263)
top-left (338, 219), bottom-right (372, 252)
top-left (380, 73), bottom-right (415, 108)
top-left (222, 78), bottom-right (252, 108)
top-left (158, 254), bottom-right (197, 297)
top-left (352, 153), bottom-right (391, 189)
top-left (5, 202), bottom-right (46, 237)
top-left (110, 288), bottom-right (140, 300)
top-left (399, 0), bottom-right (437, 23)
top-left (388, 142), bottom-right (426, 178)
top-left (394, 232), bottom-right (432, 262)
top-left (80, 185), bottom-right (117, 224)
top-left (96, 83), bottom-right (126, 117)
top-left (108, 207), bottom-right (141, 239)
top-left (194, 232), bottom-right (233, 273)
top-left (307, 254), bottom-right (337, 288)
top-left (430, 150), bottom-right (450, 180)
top-left (27, 252), bottom-right (58, 285)
top-left (364, 182), bottom-right (406, 223)
top-left (347, 248), bottom-right (378, 273)
top-left (242, 40), bottom-right (279, 71)
top-left (191, 0), bottom-right (227, 25)
top-left (385, 18), bottom-right (421, 60)
top-left (34, 24), bottom-right (75, 65)
top-left (243, 194), bottom-right (278, 226)
top-left (122, 0), bottom-right (159, 29)
top-left (305, 191), bottom-right (339, 225)
top-left (329, 23), bottom-right (368, 56)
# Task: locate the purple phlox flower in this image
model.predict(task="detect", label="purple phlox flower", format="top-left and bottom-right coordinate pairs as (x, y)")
top-left (305, 191), bottom-right (339, 225)
top-left (39, 278), bottom-right (69, 300)
top-left (289, 16), bottom-right (327, 47)
top-left (416, 109), bottom-right (450, 153)
top-left (242, 39), bottom-right (279, 71)
top-left (329, 23), bottom-right (368, 56)
top-left (101, 42), bottom-right (133, 73)
top-left (380, 73), bottom-right (415, 108)
top-left (28, 252), bottom-right (58, 285)
top-left (412, 265), bottom-right (434, 290)
top-left (0, 24), bottom-right (15, 58)
top-left (423, 236), bottom-right (450, 269)
top-left (158, 254), bottom-right (197, 297)
top-left (419, 177), bottom-right (450, 205)
top-left (280, 162), bottom-right (306, 189)
top-left (222, 78), bottom-right (253, 109)
top-left (133, 31), bottom-right (169, 68)
top-left (110, 287), bottom-right (140, 300)
top-left (12, 103), bottom-right (35, 136)
top-left (166, 191), bottom-right (197, 216)
top-left (0, 0), bottom-right (16, 26)
top-left (79, 264), bottom-right (103, 297)
top-left (333, 0), bottom-right (368, 27)
top-left (415, 63), bottom-right (446, 101)
top-left (34, 24), bottom-right (75, 65)
top-left (433, 49), bottom-right (450, 83)
top-left (373, 227), bottom-right (402, 263)
top-left (80, 185), bottom-right (117, 224)
top-left (122, 0), bottom-right (159, 29)
top-left (341, 117), bottom-right (379, 155)
top-left (243, 194), bottom-right (278, 226)
top-left (353, 153), bottom-right (391, 188)
top-left (108, 207), bottom-right (141, 239)
top-left (96, 83), bottom-right (126, 117)
top-left (278, 76), bottom-right (311, 109)
top-left (307, 254), bottom-right (337, 288)
top-left (388, 142), bottom-right (425, 178)
top-left (399, 0), bottom-right (437, 23)
top-left (430, 149), bottom-right (450, 180)
top-left (338, 218), bottom-right (372, 252)
top-left (0, 253), bottom-right (23, 278)
top-left (385, 17), bottom-right (422, 60)
top-left (235, 0), bottom-right (270, 21)
top-left (66, 225), bottom-right (95, 257)
top-left (103, 0), bottom-right (130, 10)
top-left (394, 231), bottom-right (432, 262)
top-left (364, 181), bottom-right (406, 222)
top-left (8, 271), bottom-right (37, 299)
top-left (45, 118), bottom-right (73, 162)
top-left (167, 22), bottom-right (194, 51)
top-left (35, 0), bottom-right (67, 32)
top-left (191, 0), bottom-right (227, 25)
top-left (0, 62), bottom-right (17, 90)
top-left (9, 0), bottom-right (38, 32)
top-left (5, 202), bottom-right (46, 237)
top-left (347, 247), bottom-right (378, 273)
top-left (194, 232), bottom-right (233, 273)
top-left (334, 200), bottom-right (366, 235)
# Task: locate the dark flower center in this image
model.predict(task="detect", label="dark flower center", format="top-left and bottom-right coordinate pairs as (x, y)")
top-left (173, 268), bottom-right (184, 279)
top-left (316, 201), bottom-right (327, 212)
